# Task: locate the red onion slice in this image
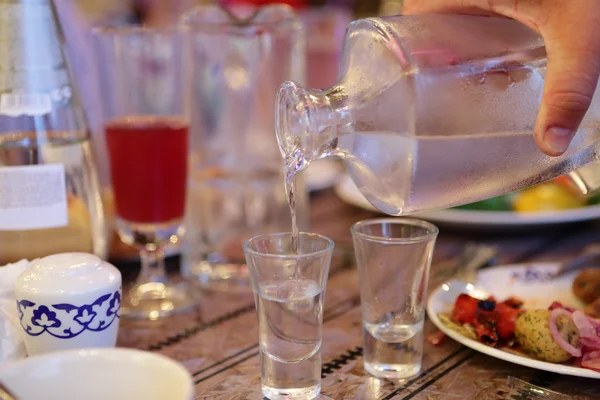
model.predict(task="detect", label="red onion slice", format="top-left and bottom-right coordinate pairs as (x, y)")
top-left (572, 311), bottom-right (597, 339)
top-left (548, 302), bottom-right (577, 313)
top-left (582, 351), bottom-right (600, 371)
top-left (586, 316), bottom-right (600, 332)
top-left (549, 308), bottom-right (582, 358)
top-left (580, 337), bottom-right (600, 351)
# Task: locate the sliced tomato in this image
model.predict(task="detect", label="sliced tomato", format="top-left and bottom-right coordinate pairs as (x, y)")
top-left (494, 303), bottom-right (523, 339)
top-left (452, 294), bottom-right (479, 325)
top-left (552, 175), bottom-right (573, 188)
top-left (475, 307), bottom-right (496, 325)
top-left (502, 297), bottom-right (524, 309)
top-left (452, 294), bottom-right (525, 345)
top-left (474, 321), bottom-right (499, 347)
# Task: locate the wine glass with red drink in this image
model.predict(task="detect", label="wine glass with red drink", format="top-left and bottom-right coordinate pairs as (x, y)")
top-left (93, 27), bottom-right (195, 319)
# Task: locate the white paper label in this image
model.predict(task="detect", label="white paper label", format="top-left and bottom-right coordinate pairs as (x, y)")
top-left (0, 164), bottom-right (68, 230)
top-left (0, 92), bottom-right (52, 116)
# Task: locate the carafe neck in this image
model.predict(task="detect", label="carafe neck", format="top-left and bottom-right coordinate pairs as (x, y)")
top-left (276, 81), bottom-right (345, 172)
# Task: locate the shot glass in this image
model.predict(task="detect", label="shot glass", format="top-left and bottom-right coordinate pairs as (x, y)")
top-left (351, 218), bottom-right (438, 379)
top-left (243, 232), bottom-right (334, 400)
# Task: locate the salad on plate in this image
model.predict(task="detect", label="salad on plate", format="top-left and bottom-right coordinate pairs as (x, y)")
top-left (438, 293), bottom-right (600, 372)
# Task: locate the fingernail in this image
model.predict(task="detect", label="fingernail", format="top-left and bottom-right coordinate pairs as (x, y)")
top-left (543, 127), bottom-right (574, 154)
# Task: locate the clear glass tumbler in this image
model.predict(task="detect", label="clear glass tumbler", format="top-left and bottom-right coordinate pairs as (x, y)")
top-left (92, 26), bottom-right (195, 319)
top-left (180, 3), bottom-right (310, 292)
top-left (244, 232), bottom-right (334, 400)
top-left (351, 218), bottom-right (438, 379)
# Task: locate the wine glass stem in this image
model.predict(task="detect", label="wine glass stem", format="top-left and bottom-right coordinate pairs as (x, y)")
top-left (137, 247), bottom-right (168, 285)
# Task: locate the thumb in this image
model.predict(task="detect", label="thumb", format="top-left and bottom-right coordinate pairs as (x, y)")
top-left (535, 13), bottom-right (600, 156)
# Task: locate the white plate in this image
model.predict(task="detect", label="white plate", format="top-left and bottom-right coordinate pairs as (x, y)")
top-left (335, 174), bottom-right (600, 228)
top-left (427, 263), bottom-right (600, 379)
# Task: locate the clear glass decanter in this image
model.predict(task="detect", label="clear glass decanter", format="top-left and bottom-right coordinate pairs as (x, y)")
top-left (0, 0), bottom-right (106, 263)
top-left (276, 14), bottom-right (600, 215)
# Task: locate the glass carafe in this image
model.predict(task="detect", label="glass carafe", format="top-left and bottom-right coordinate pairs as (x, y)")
top-left (0, 0), bottom-right (106, 264)
top-left (276, 14), bottom-right (600, 216)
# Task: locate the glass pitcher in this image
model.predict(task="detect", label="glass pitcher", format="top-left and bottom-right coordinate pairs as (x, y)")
top-left (180, 3), bottom-right (310, 291)
top-left (276, 14), bottom-right (600, 216)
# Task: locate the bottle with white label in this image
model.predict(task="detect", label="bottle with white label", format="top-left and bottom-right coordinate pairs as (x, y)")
top-left (0, 0), bottom-right (107, 264)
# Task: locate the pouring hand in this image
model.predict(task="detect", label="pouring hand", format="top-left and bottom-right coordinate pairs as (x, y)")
top-left (404, 0), bottom-right (600, 157)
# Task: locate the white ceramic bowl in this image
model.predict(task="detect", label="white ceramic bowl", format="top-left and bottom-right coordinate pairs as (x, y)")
top-left (0, 348), bottom-right (194, 400)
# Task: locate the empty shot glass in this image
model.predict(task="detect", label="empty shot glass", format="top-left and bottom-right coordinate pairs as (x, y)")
top-left (351, 218), bottom-right (438, 379)
top-left (244, 232), bottom-right (334, 400)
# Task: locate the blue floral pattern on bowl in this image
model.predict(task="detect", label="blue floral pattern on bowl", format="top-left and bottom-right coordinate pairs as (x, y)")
top-left (17, 290), bottom-right (121, 339)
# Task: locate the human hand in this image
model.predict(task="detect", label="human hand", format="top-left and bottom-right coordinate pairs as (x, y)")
top-left (403, 0), bottom-right (600, 156)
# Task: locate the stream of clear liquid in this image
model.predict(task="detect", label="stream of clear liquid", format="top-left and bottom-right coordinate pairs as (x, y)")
top-left (284, 165), bottom-right (299, 254)
top-left (284, 148), bottom-right (307, 256)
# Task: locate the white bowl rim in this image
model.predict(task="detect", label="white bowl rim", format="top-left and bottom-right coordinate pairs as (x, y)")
top-left (0, 347), bottom-right (194, 399)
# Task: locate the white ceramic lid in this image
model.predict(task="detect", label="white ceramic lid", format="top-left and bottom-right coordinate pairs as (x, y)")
top-left (15, 253), bottom-right (122, 298)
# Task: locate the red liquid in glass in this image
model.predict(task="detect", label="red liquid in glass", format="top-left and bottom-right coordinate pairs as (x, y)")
top-left (105, 116), bottom-right (188, 224)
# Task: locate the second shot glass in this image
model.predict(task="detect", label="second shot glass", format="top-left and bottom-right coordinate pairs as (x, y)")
top-left (351, 218), bottom-right (438, 379)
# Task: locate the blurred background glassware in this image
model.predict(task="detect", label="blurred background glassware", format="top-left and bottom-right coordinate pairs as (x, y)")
top-left (0, 0), bottom-right (107, 264)
top-left (223, 0), bottom-right (351, 90)
top-left (180, 3), bottom-right (310, 292)
top-left (54, 0), bottom-right (200, 263)
top-left (54, 0), bottom-right (140, 263)
top-left (378, 0), bottom-right (403, 16)
top-left (300, 5), bottom-right (352, 90)
top-left (92, 25), bottom-right (195, 319)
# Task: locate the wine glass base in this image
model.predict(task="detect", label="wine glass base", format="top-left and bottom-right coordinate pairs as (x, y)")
top-left (121, 280), bottom-right (197, 320)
